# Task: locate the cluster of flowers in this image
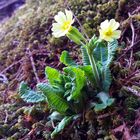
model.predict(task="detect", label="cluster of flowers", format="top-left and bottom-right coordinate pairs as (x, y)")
top-left (52, 9), bottom-right (121, 42)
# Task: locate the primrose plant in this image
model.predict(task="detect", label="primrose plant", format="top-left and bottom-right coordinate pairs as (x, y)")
top-left (19, 9), bottom-right (121, 138)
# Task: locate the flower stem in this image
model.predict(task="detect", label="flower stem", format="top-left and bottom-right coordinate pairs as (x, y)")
top-left (87, 47), bottom-right (100, 88)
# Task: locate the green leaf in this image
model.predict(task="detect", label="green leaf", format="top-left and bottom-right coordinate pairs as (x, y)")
top-left (60, 51), bottom-right (77, 67)
top-left (37, 83), bottom-right (70, 114)
top-left (93, 42), bottom-right (107, 65)
top-left (88, 35), bottom-right (98, 52)
top-left (19, 82), bottom-right (45, 103)
top-left (94, 103), bottom-right (107, 112)
top-left (19, 81), bottom-right (30, 96)
top-left (21, 91), bottom-right (45, 103)
top-left (51, 116), bottom-right (73, 138)
top-left (106, 40), bottom-right (118, 66)
top-left (93, 40), bottom-right (118, 92)
top-left (45, 66), bottom-right (61, 85)
top-left (49, 111), bottom-right (63, 121)
top-left (93, 40), bottom-right (118, 67)
top-left (81, 46), bottom-right (90, 65)
top-left (97, 92), bottom-right (110, 105)
top-left (64, 67), bottom-right (86, 101)
top-left (102, 67), bottom-right (112, 92)
top-left (79, 65), bottom-right (94, 83)
top-left (102, 40), bottom-right (118, 92)
top-left (94, 92), bottom-right (115, 112)
top-left (107, 98), bottom-right (115, 106)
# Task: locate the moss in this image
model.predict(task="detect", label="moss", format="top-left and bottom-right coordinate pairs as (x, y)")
top-left (124, 96), bottom-right (138, 121)
top-left (124, 96), bottom-right (139, 109)
top-left (125, 108), bottom-right (136, 121)
top-left (83, 23), bottom-right (94, 37)
top-left (115, 0), bottom-right (127, 20)
top-left (48, 36), bottom-right (66, 47)
top-left (120, 68), bottom-right (130, 78)
top-left (134, 51), bottom-right (140, 59)
top-left (132, 86), bottom-right (140, 92)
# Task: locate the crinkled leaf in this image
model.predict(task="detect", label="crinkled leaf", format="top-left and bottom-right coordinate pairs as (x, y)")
top-left (21, 90), bottom-right (45, 103)
top-left (93, 42), bottom-right (107, 65)
top-left (79, 65), bottom-right (94, 83)
top-left (64, 67), bottom-right (86, 101)
top-left (93, 40), bottom-right (118, 66)
top-left (37, 83), bottom-right (70, 113)
top-left (93, 40), bottom-right (118, 92)
top-left (102, 40), bottom-right (118, 92)
top-left (51, 116), bottom-right (73, 138)
top-left (81, 46), bottom-right (90, 65)
top-left (19, 82), bottom-right (45, 103)
top-left (88, 35), bottom-right (98, 50)
top-left (102, 67), bottom-right (112, 92)
top-left (106, 40), bottom-right (118, 66)
top-left (93, 42), bottom-right (109, 91)
top-left (45, 66), bottom-right (61, 85)
top-left (60, 51), bottom-right (77, 67)
top-left (19, 81), bottom-right (30, 96)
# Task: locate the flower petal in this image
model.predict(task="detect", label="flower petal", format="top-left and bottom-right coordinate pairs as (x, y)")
top-left (51, 23), bottom-right (62, 31)
top-left (100, 20), bottom-right (109, 29)
top-left (54, 11), bottom-right (66, 24)
top-left (104, 36), bottom-right (114, 42)
top-left (99, 29), bottom-right (105, 39)
top-left (109, 19), bottom-right (120, 31)
top-left (112, 30), bottom-right (121, 39)
top-left (65, 9), bottom-right (73, 21)
top-left (52, 29), bottom-right (68, 38)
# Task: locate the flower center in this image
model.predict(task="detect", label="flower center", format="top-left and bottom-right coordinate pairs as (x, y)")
top-left (105, 29), bottom-right (113, 36)
top-left (62, 21), bottom-right (71, 30)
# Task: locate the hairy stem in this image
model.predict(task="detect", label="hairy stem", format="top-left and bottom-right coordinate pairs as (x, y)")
top-left (87, 47), bottom-right (100, 88)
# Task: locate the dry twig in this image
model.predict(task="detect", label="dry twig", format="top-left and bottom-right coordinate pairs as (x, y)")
top-left (4, 110), bottom-right (8, 123)
top-left (27, 48), bottom-right (40, 83)
top-left (1, 59), bottom-right (23, 74)
top-left (129, 16), bottom-right (135, 68)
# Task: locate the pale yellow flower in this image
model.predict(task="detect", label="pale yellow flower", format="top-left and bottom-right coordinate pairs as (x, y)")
top-left (52, 9), bottom-right (74, 38)
top-left (99, 19), bottom-right (121, 42)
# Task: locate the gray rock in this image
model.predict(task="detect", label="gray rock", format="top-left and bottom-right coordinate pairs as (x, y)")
top-left (0, 0), bottom-right (25, 21)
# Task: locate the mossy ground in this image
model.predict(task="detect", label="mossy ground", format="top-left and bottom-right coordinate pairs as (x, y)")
top-left (0, 0), bottom-right (140, 139)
